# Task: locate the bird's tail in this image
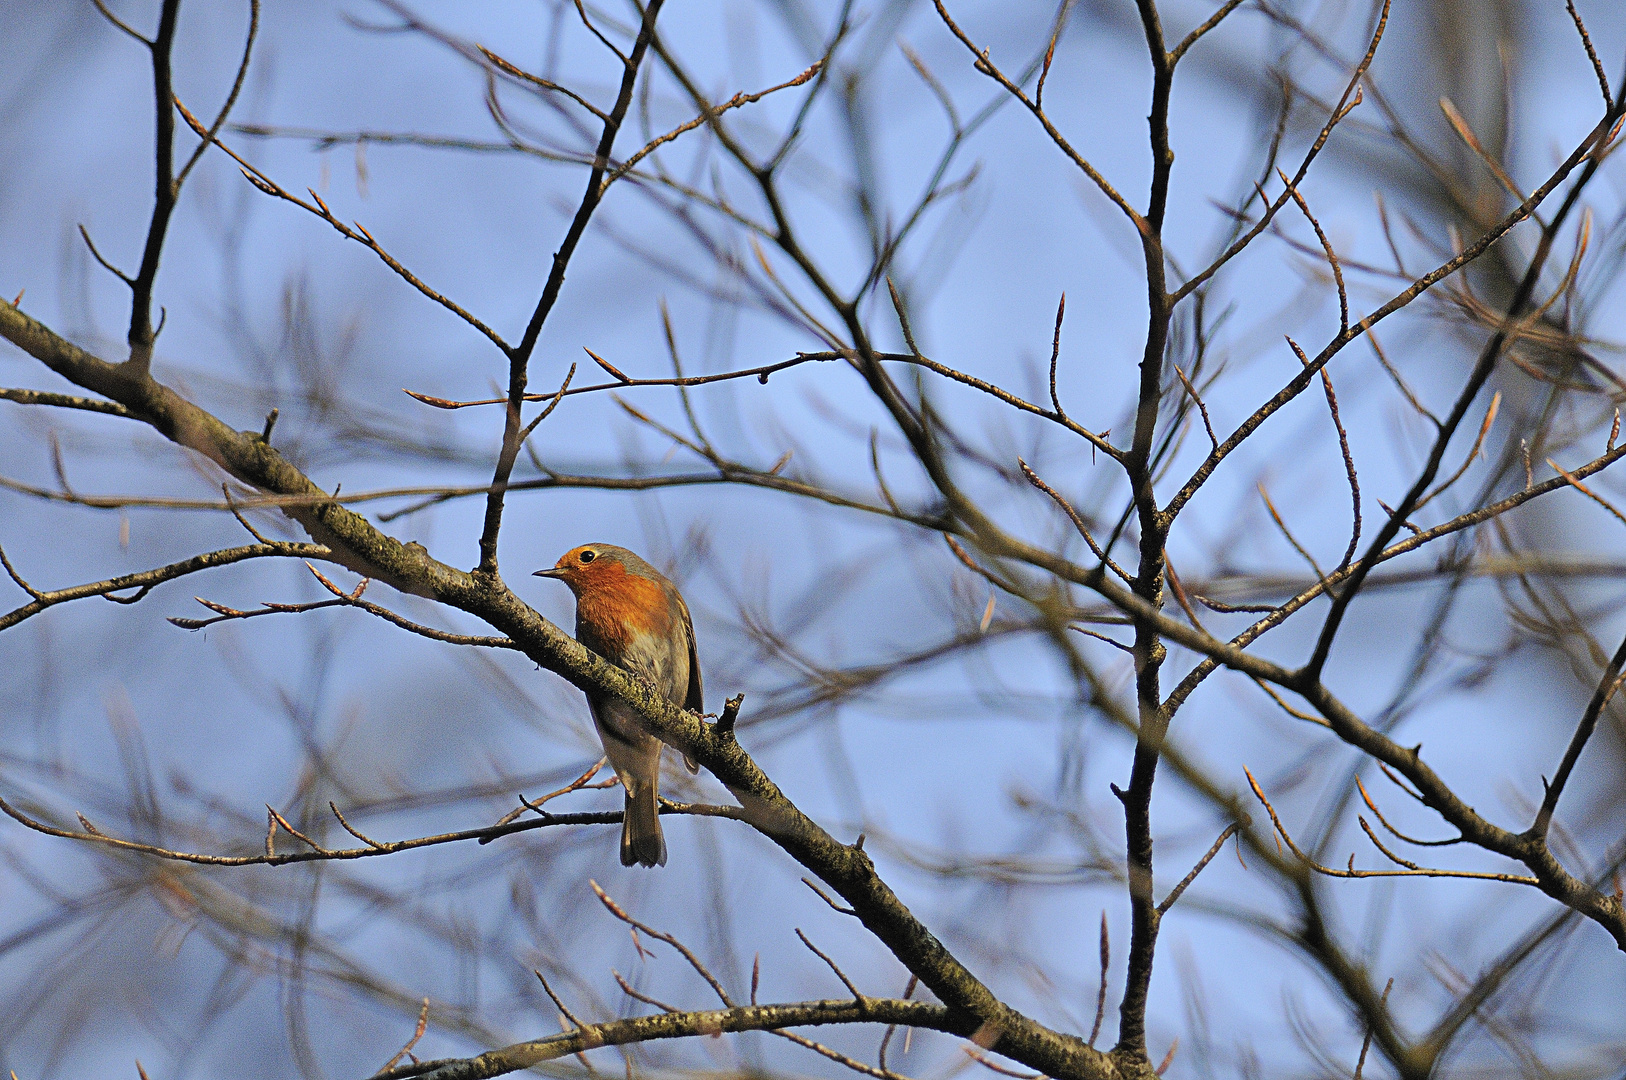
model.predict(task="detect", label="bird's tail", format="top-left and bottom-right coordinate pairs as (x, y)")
top-left (620, 780), bottom-right (667, 868)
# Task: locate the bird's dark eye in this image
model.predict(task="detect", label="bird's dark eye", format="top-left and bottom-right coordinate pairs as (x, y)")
top-left (579, 550), bottom-right (596, 563)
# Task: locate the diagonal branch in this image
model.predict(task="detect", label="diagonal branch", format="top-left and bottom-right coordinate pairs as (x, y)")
top-left (932, 0), bottom-right (1144, 231)
top-left (174, 0), bottom-right (261, 188)
top-left (604, 60), bottom-right (825, 190)
top-left (1530, 630), bottom-right (1626, 839)
top-left (1163, 94), bottom-right (1623, 525)
top-left (1168, 0), bottom-right (1247, 64)
top-left (173, 101), bottom-right (512, 354)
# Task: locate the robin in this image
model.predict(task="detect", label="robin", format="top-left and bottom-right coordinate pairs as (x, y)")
top-left (534, 544), bottom-right (702, 867)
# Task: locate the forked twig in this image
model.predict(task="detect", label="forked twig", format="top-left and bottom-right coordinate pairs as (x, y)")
top-left (1355, 777), bottom-right (1461, 847)
top-left (483, 757), bottom-right (612, 836)
top-left (591, 881), bottom-right (736, 1005)
top-left (1245, 770), bottom-right (1538, 885)
top-left (376, 998), bottom-right (430, 1075)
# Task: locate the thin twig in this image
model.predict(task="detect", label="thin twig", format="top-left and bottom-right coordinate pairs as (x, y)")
top-left (964, 1047), bottom-right (1040, 1079)
top-left (1018, 461), bottom-right (1132, 583)
top-left (330, 802), bottom-right (386, 850)
top-left (1, 542), bottom-right (331, 633)
top-left (1156, 823), bottom-right (1241, 913)
top-left (174, 99), bottom-right (512, 353)
top-left (479, 45), bottom-right (609, 121)
top-left (1280, 169), bottom-right (1348, 332)
top-left (78, 224), bottom-right (134, 284)
top-left (932, 0), bottom-right (1146, 229)
top-left (803, 877), bottom-right (859, 917)
top-left (1366, 328), bottom-right (1438, 425)
top-left (1439, 97), bottom-right (1524, 203)
top-left (1353, 979), bottom-right (1394, 1080)
top-left (483, 757), bottom-right (609, 835)
top-left (1048, 293), bottom-right (1068, 420)
top-left (877, 975), bottom-right (918, 1072)
top-left (1565, 0), bottom-right (1611, 108)
top-left (1288, 337), bottom-right (1360, 568)
top-left (1257, 482), bottom-right (1326, 584)
top-left (1531, 631), bottom-right (1626, 839)
top-left (606, 61), bottom-right (824, 188)
top-left (175, 0), bottom-right (261, 187)
top-left (1170, 366), bottom-right (1217, 452)
top-left (796, 928), bottom-right (867, 1003)
top-left (1088, 912), bottom-right (1108, 1047)
top-left (92, 0), bottom-right (150, 44)
top-left (1547, 456), bottom-right (1626, 529)
top-left (1169, 0), bottom-right (1247, 64)
top-left (1251, 677), bottom-right (1330, 727)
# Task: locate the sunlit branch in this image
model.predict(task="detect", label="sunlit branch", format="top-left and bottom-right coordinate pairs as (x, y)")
top-left (375, 999), bottom-right (968, 1080)
top-left (1, 387), bottom-right (136, 418)
top-left (0, 541), bottom-right (332, 633)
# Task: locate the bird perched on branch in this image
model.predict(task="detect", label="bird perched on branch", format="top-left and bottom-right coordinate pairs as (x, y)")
top-left (534, 544), bottom-right (702, 867)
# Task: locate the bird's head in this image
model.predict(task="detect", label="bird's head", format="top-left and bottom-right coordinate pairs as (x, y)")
top-left (533, 544), bottom-right (636, 595)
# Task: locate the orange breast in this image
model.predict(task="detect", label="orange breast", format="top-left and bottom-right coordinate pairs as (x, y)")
top-left (574, 561), bottom-right (674, 657)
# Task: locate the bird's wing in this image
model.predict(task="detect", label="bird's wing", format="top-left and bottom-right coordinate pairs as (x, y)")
top-left (676, 591), bottom-right (703, 774)
top-left (677, 592), bottom-right (703, 715)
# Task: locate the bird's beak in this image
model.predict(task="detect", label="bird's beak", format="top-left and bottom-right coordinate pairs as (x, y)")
top-left (532, 567), bottom-right (567, 579)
